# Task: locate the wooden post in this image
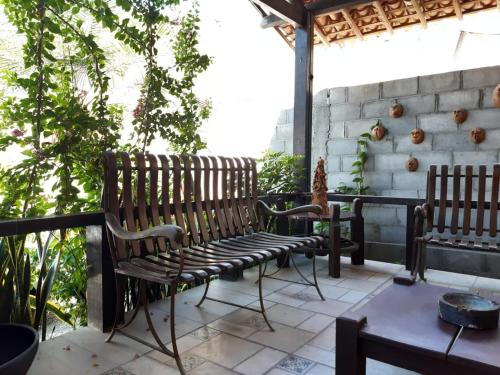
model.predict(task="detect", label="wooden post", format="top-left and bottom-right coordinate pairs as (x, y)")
top-left (336, 315), bottom-right (368, 375)
top-left (293, 11), bottom-right (314, 193)
top-left (86, 225), bottom-right (116, 332)
top-left (405, 204), bottom-right (416, 270)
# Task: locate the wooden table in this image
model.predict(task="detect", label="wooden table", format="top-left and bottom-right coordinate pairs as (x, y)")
top-left (289, 207), bottom-right (364, 278)
top-left (336, 282), bottom-right (500, 374)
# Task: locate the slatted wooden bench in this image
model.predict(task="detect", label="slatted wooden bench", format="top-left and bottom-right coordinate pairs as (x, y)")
top-left (411, 164), bottom-right (500, 281)
top-left (102, 152), bottom-right (326, 374)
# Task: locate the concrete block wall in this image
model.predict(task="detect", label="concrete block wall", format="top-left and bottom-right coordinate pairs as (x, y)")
top-left (270, 65), bottom-right (500, 262)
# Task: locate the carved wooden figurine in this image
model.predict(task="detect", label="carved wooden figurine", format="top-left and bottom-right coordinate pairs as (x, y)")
top-left (410, 128), bottom-right (425, 144)
top-left (493, 84), bottom-right (500, 108)
top-left (453, 109), bottom-right (468, 125)
top-left (406, 157), bottom-right (419, 172)
top-left (389, 103), bottom-right (404, 118)
top-left (469, 128), bottom-right (485, 144)
top-left (312, 158), bottom-right (329, 214)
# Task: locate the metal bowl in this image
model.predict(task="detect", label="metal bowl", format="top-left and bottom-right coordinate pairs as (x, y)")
top-left (439, 292), bottom-right (500, 330)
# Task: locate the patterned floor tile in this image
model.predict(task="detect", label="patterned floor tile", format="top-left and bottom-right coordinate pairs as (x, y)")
top-left (276, 355), bottom-right (315, 375)
top-left (101, 367), bottom-right (134, 375)
top-left (189, 326), bottom-right (222, 342)
top-left (163, 353), bottom-right (205, 371)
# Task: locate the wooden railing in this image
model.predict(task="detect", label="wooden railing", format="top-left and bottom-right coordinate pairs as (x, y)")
top-left (0, 193), bottom-right (425, 331)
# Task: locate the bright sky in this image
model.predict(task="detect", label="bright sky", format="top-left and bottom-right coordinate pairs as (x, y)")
top-left (195, 1), bottom-right (500, 157)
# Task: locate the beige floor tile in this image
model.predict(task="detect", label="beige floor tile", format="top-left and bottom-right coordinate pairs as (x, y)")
top-left (474, 276), bottom-right (500, 292)
top-left (338, 290), bottom-right (368, 304)
top-left (163, 353), bottom-right (206, 372)
top-left (233, 348), bottom-right (288, 375)
top-left (247, 323), bottom-right (315, 353)
top-left (425, 269), bottom-right (477, 288)
top-left (357, 259), bottom-right (405, 274)
top-left (299, 298), bottom-right (353, 317)
top-left (122, 356), bottom-right (180, 375)
top-left (33, 334), bottom-right (118, 375)
top-left (265, 291), bottom-right (308, 307)
top-left (337, 278), bottom-right (383, 293)
top-left (296, 313), bottom-right (335, 333)
top-left (122, 307), bottom-right (204, 345)
top-left (340, 268), bottom-right (376, 280)
top-left (189, 333), bottom-right (262, 368)
top-left (306, 363), bottom-right (335, 374)
top-left (307, 363), bottom-right (335, 375)
top-left (309, 324), bottom-right (336, 351)
top-left (210, 279), bottom-right (273, 297)
top-left (247, 299), bottom-right (277, 309)
top-left (208, 318), bottom-right (258, 338)
top-left (303, 284), bottom-right (349, 300)
top-left (187, 361), bottom-right (237, 374)
top-left (146, 335), bottom-right (204, 363)
top-left (367, 272), bottom-right (393, 284)
top-left (279, 283), bottom-right (310, 295)
top-left (267, 303), bottom-right (315, 327)
top-left (294, 344), bottom-right (335, 367)
top-left (65, 327), bottom-right (150, 366)
top-left (223, 308), bottom-right (272, 330)
top-left (366, 358), bottom-right (418, 374)
top-left (261, 368), bottom-right (291, 375)
top-left (205, 285), bottom-right (259, 306)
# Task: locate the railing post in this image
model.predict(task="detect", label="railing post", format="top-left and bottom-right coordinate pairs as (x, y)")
top-left (86, 225), bottom-right (116, 332)
top-left (405, 205), bottom-right (416, 270)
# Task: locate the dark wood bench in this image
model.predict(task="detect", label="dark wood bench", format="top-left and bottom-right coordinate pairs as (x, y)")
top-left (102, 152), bottom-right (325, 374)
top-left (411, 164), bottom-right (500, 280)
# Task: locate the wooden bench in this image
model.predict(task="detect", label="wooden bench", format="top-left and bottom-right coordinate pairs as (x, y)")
top-left (411, 164), bottom-right (500, 280)
top-left (102, 152), bottom-right (325, 374)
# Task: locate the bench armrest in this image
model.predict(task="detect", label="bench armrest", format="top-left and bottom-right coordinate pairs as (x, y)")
top-left (105, 213), bottom-right (184, 243)
top-left (257, 200), bottom-right (323, 217)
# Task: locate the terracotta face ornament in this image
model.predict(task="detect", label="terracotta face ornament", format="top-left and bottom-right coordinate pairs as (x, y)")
top-left (406, 157), bottom-right (419, 172)
top-left (371, 121), bottom-right (386, 141)
top-left (453, 109), bottom-right (468, 125)
top-left (389, 103), bottom-right (404, 118)
top-left (410, 128), bottom-right (425, 144)
top-left (493, 84), bottom-right (500, 108)
top-left (469, 128), bottom-right (485, 144)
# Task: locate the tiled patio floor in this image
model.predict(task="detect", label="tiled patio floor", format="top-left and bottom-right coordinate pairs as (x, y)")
top-left (28, 256), bottom-right (500, 375)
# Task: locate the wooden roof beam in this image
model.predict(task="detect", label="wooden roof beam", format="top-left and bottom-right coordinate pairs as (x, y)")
top-left (306, 0), bottom-right (372, 15)
top-left (340, 9), bottom-right (364, 40)
top-left (314, 21), bottom-right (331, 46)
top-left (261, 14), bottom-right (287, 28)
top-left (373, 1), bottom-right (393, 33)
top-left (408, 0), bottom-right (428, 28)
top-left (452, 0), bottom-right (463, 19)
top-left (252, 0), bottom-right (306, 27)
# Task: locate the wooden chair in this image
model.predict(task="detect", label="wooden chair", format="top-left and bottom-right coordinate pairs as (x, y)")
top-left (102, 152), bottom-right (325, 374)
top-left (411, 164), bottom-right (500, 281)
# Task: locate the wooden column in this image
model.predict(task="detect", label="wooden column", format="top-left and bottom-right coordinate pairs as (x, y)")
top-left (86, 225), bottom-right (116, 332)
top-left (293, 11), bottom-right (314, 192)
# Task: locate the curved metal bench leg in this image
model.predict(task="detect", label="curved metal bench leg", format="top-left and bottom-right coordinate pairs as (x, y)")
top-left (258, 262), bottom-right (274, 332)
top-left (106, 276), bottom-right (143, 343)
top-left (142, 280), bottom-right (186, 375)
top-left (196, 280), bottom-right (210, 307)
top-left (311, 251), bottom-right (325, 301)
top-left (261, 250), bottom-right (290, 279)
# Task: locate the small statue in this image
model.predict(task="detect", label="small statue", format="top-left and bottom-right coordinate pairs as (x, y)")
top-left (312, 158), bottom-right (329, 214)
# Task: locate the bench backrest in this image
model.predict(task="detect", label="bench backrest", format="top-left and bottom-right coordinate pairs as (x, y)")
top-left (103, 152), bottom-right (262, 261)
top-left (425, 164), bottom-right (500, 238)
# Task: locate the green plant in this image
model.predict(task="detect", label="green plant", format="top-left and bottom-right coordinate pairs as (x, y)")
top-left (257, 150), bottom-right (304, 195)
top-left (0, 235), bottom-right (72, 340)
top-left (350, 131), bottom-right (372, 195)
top-left (0, 0), bottom-right (211, 328)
